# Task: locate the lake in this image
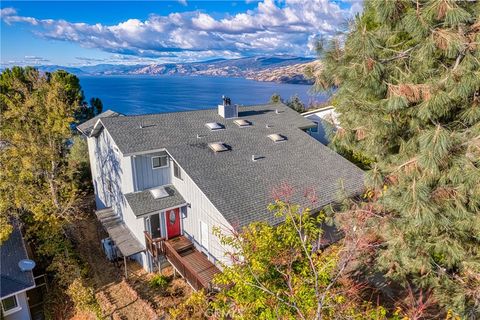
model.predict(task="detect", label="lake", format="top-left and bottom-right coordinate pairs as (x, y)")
top-left (79, 75), bottom-right (326, 115)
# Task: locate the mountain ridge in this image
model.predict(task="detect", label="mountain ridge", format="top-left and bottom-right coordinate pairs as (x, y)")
top-left (1, 56), bottom-right (318, 84)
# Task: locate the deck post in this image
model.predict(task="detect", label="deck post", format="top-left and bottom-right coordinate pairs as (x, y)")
top-left (124, 256), bottom-right (128, 279)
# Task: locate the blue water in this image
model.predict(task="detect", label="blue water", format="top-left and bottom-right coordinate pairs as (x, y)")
top-left (79, 75), bottom-right (326, 115)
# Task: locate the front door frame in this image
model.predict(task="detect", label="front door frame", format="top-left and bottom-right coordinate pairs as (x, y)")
top-left (163, 205), bottom-right (184, 240)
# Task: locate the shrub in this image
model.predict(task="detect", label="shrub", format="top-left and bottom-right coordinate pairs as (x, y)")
top-left (149, 274), bottom-right (170, 289)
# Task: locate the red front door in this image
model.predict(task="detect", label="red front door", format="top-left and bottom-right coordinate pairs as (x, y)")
top-left (165, 208), bottom-right (181, 238)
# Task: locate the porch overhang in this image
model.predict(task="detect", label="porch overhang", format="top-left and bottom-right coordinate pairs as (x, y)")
top-left (125, 185), bottom-right (186, 218)
top-left (95, 208), bottom-right (144, 257)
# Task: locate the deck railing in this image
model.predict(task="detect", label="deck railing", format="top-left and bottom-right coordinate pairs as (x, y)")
top-left (162, 241), bottom-right (207, 290)
top-left (144, 231), bottom-right (208, 291)
top-left (144, 231), bottom-right (164, 258)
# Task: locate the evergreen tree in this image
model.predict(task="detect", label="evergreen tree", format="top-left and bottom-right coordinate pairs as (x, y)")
top-left (315, 1), bottom-right (480, 316)
top-left (286, 94), bottom-right (306, 113)
top-left (270, 93), bottom-right (283, 103)
top-left (76, 96), bottom-right (104, 125)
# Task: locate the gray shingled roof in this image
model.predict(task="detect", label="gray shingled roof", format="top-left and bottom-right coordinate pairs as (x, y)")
top-left (125, 185), bottom-right (186, 217)
top-left (98, 103), bottom-right (364, 228)
top-left (76, 110), bottom-right (122, 136)
top-left (1, 221), bottom-right (35, 297)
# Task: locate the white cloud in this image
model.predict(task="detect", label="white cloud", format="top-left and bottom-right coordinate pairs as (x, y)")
top-left (1, 1), bottom-right (359, 61)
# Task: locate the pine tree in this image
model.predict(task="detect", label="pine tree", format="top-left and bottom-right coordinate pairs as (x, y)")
top-left (315, 1), bottom-right (480, 316)
top-left (286, 94), bottom-right (306, 113)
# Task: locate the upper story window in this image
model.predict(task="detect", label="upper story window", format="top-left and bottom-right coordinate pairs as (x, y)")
top-left (152, 155), bottom-right (168, 169)
top-left (1, 295), bottom-right (20, 315)
top-left (310, 121), bottom-right (319, 133)
top-left (106, 177), bottom-right (113, 195)
top-left (173, 161), bottom-right (182, 180)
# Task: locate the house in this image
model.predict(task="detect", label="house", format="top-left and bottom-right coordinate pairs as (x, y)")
top-left (78, 99), bottom-right (363, 290)
top-left (1, 221), bottom-right (36, 320)
top-left (302, 106), bottom-right (340, 145)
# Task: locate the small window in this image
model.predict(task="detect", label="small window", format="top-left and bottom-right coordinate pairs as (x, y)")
top-left (106, 178), bottom-right (113, 195)
top-left (152, 155), bottom-right (168, 169)
top-left (2, 295), bottom-right (19, 314)
top-left (173, 162), bottom-right (182, 180)
top-left (310, 121), bottom-right (319, 133)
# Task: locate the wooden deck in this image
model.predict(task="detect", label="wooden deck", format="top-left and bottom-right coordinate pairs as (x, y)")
top-left (145, 233), bottom-right (220, 291)
top-left (168, 236), bottom-right (194, 253)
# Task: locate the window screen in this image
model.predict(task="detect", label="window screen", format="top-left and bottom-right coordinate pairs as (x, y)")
top-left (174, 162), bottom-right (182, 180)
top-left (152, 155), bottom-right (168, 168)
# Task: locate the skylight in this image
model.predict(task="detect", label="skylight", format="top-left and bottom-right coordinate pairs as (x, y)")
top-left (209, 142), bottom-right (228, 152)
top-left (205, 122), bottom-right (224, 130)
top-left (268, 133), bottom-right (287, 143)
top-left (150, 186), bottom-right (169, 199)
top-left (234, 119), bottom-right (252, 127)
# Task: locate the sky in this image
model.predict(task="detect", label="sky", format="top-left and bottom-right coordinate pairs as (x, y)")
top-left (1, 1), bottom-right (362, 66)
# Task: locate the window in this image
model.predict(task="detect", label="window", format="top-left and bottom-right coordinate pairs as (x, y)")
top-left (1, 295), bottom-right (20, 315)
top-left (173, 162), bottom-right (182, 180)
top-left (152, 155), bottom-right (168, 169)
top-left (310, 121), bottom-right (319, 133)
top-left (106, 178), bottom-right (113, 195)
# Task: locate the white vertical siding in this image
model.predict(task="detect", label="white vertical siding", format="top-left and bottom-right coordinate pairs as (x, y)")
top-left (171, 161), bottom-right (234, 267)
top-left (87, 137), bottom-right (104, 209)
top-left (304, 108), bottom-right (339, 145)
top-left (133, 152), bottom-right (171, 191)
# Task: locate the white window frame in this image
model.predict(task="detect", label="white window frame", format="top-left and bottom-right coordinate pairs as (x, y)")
top-left (151, 155), bottom-right (169, 169)
top-left (1, 294), bottom-right (21, 316)
top-left (173, 161), bottom-right (182, 180)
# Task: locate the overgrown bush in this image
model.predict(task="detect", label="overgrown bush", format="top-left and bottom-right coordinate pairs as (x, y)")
top-left (149, 274), bottom-right (170, 289)
top-left (66, 278), bottom-right (99, 314)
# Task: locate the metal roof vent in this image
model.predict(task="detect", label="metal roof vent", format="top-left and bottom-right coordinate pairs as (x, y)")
top-left (205, 122), bottom-right (224, 131)
top-left (266, 124), bottom-right (273, 128)
top-left (140, 123), bottom-right (157, 129)
top-left (209, 142), bottom-right (228, 152)
top-left (18, 259), bottom-right (36, 272)
top-left (252, 155), bottom-right (265, 161)
top-left (234, 119), bottom-right (252, 127)
top-left (268, 133), bottom-right (287, 143)
top-left (150, 186), bottom-right (169, 199)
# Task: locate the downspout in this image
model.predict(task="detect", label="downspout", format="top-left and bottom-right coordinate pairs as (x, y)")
top-left (131, 156), bottom-right (138, 192)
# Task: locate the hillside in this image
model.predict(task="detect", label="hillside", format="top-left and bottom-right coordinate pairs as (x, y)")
top-left (245, 61), bottom-right (321, 84)
top-left (5, 56), bottom-right (318, 84)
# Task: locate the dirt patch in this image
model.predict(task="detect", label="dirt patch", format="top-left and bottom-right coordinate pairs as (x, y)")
top-left (126, 263), bottom-right (193, 318)
top-left (68, 204), bottom-right (158, 320)
top-left (68, 197), bottom-right (192, 319)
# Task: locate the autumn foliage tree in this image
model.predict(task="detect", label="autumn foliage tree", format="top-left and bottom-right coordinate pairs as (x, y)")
top-left (0, 67), bottom-right (101, 316)
top-left (314, 0), bottom-right (480, 317)
top-left (209, 201), bottom-right (396, 320)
